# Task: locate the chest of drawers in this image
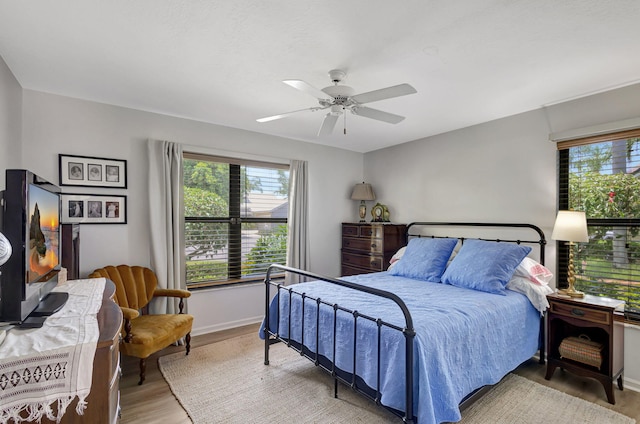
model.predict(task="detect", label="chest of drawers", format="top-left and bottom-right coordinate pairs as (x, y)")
top-left (341, 223), bottom-right (406, 276)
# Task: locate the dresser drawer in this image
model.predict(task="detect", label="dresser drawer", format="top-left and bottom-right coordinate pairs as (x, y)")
top-left (550, 302), bottom-right (610, 325)
top-left (342, 237), bottom-right (383, 253)
top-left (342, 224), bottom-right (383, 238)
top-left (341, 252), bottom-right (384, 271)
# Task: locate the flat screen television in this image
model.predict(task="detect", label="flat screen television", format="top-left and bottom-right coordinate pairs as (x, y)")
top-left (0, 169), bottom-right (68, 325)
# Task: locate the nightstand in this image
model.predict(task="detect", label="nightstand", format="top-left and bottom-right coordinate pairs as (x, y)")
top-left (341, 223), bottom-right (406, 276)
top-left (545, 293), bottom-right (625, 404)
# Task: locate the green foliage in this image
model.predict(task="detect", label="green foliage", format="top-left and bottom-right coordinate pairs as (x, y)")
top-left (570, 172), bottom-right (640, 219)
top-left (186, 260), bottom-right (227, 284)
top-left (184, 187), bottom-right (228, 259)
top-left (244, 225), bottom-right (287, 275)
top-left (184, 160), bottom-right (230, 198)
top-left (275, 170), bottom-right (289, 196)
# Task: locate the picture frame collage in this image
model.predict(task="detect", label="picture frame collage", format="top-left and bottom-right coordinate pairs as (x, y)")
top-left (58, 154), bottom-right (128, 224)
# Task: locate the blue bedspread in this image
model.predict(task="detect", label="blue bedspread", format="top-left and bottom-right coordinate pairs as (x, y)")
top-left (260, 271), bottom-right (540, 424)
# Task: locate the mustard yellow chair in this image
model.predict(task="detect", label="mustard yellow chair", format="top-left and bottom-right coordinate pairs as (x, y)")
top-left (89, 265), bottom-right (193, 385)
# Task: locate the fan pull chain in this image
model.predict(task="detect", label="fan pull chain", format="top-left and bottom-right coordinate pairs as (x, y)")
top-left (343, 107), bottom-right (347, 135)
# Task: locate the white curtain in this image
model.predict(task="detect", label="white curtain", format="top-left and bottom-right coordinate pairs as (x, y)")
top-left (147, 139), bottom-right (185, 314)
top-left (286, 160), bottom-right (310, 284)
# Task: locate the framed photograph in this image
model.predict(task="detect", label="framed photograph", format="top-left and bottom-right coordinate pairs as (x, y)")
top-left (59, 154), bottom-right (127, 188)
top-left (60, 194), bottom-right (127, 224)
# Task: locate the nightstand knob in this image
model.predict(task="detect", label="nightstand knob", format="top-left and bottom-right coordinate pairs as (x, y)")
top-left (571, 308), bottom-right (585, 317)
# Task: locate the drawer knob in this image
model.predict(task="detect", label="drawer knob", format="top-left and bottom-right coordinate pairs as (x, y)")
top-left (371, 243), bottom-right (377, 248)
top-left (571, 308), bottom-right (585, 317)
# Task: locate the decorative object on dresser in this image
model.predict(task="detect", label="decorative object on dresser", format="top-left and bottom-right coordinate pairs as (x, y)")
top-left (350, 182), bottom-right (375, 222)
top-left (551, 210), bottom-right (589, 298)
top-left (545, 293), bottom-right (625, 404)
top-left (88, 265), bottom-right (193, 385)
top-left (341, 222), bottom-right (407, 276)
top-left (370, 202), bottom-right (390, 222)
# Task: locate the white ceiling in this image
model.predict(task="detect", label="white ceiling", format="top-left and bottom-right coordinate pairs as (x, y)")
top-left (1, 1), bottom-right (639, 153)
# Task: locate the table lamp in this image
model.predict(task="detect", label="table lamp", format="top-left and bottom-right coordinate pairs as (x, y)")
top-left (551, 210), bottom-right (589, 298)
top-left (350, 182), bottom-right (375, 222)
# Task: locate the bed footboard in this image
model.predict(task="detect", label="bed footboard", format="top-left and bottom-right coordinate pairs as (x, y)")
top-left (263, 264), bottom-right (416, 423)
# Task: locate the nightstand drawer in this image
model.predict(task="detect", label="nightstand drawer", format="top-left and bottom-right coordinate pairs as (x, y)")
top-left (342, 237), bottom-right (383, 253)
top-left (341, 252), bottom-right (384, 271)
top-left (550, 302), bottom-right (610, 325)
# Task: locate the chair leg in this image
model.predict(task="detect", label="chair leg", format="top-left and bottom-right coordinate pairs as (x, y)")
top-left (185, 333), bottom-right (191, 355)
top-left (138, 358), bottom-right (146, 385)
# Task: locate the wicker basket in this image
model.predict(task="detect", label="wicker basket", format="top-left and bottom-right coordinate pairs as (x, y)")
top-left (559, 334), bottom-right (603, 369)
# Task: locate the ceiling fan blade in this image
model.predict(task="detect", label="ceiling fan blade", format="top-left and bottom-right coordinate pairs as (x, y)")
top-left (351, 83), bottom-right (417, 104)
top-left (283, 79), bottom-right (334, 100)
top-left (351, 106), bottom-right (405, 124)
top-left (256, 107), bottom-right (323, 123)
top-left (317, 113), bottom-right (339, 136)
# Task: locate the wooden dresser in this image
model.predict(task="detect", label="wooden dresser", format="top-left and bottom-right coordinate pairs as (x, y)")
top-left (341, 222), bottom-right (407, 276)
top-left (42, 280), bottom-right (123, 424)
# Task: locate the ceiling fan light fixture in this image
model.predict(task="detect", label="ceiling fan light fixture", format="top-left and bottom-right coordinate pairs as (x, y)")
top-left (258, 69), bottom-right (417, 136)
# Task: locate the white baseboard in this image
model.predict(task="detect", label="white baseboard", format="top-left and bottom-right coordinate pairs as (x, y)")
top-left (191, 316), bottom-right (263, 337)
top-left (623, 375), bottom-right (640, 393)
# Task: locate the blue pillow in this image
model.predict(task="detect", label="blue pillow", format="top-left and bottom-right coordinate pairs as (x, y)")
top-left (389, 237), bottom-right (458, 282)
top-left (441, 239), bottom-right (532, 295)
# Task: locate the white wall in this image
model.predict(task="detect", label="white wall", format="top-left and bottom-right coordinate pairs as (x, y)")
top-left (364, 82), bottom-right (640, 390)
top-left (19, 89), bottom-right (364, 334)
top-left (0, 55), bottom-right (22, 188)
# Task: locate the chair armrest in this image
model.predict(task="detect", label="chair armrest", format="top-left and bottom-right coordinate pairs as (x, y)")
top-left (119, 307), bottom-right (139, 343)
top-left (154, 288), bottom-right (191, 298)
top-left (121, 306), bottom-right (140, 321)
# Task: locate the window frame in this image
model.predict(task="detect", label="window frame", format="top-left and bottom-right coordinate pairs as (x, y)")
top-left (183, 152), bottom-right (289, 289)
top-left (557, 128), bottom-right (640, 318)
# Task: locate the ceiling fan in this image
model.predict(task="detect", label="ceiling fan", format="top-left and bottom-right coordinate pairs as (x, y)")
top-left (257, 69), bottom-right (417, 136)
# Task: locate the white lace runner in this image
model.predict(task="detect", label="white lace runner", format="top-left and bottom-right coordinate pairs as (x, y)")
top-left (0, 278), bottom-right (105, 424)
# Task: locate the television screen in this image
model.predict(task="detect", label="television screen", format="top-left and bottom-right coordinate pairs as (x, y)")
top-left (27, 183), bottom-right (60, 283)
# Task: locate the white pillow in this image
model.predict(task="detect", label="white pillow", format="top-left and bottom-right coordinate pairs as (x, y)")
top-left (513, 257), bottom-right (553, 285)
top-left (387, 246), bottom-right (406, 270)
top-left (506, 276), bottom-right (553, 314)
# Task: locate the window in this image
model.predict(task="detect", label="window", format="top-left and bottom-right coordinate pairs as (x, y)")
top-left (183, 153), bottom-right (289, 288)
top-left (558, 128), bottom-right (640, 317)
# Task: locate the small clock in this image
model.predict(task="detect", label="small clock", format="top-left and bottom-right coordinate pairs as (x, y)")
top-left (371, 203), bottom-right (390, 222)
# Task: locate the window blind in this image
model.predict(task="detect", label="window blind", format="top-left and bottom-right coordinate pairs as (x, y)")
top-left (183, 154), bottom-right (289, 288)
top-left (558, 131), bottom-right (640, 317)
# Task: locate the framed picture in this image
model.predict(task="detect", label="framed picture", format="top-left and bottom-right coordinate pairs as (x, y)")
top-left (59, 154), bottom-right (127, 188)
top-left (60, 194), bottom-right (127, 224)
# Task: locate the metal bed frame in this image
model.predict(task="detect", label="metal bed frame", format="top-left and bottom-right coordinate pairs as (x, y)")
top-left (263, 222), bottom-right (547, 423)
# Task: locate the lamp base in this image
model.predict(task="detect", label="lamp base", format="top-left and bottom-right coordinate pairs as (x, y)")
top-left (358, 201), bottom-right (366, 223)
top-left (558, 287), bottom-right (585, 298)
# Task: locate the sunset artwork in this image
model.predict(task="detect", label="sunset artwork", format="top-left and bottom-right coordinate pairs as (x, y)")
top-left (27, 184), bottom-right (59, 282)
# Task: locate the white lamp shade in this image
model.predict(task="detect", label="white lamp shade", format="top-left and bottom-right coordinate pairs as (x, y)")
top-left (350, 183), bottom-right (376, 201)
top-left (551, 211), bottom-right (589, 242)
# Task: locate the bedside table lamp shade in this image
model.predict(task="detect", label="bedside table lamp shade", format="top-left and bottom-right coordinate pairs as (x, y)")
top-left (552, 211), bottom-right (589, 298)
top-left (351, 183), bottom-right (375, 223)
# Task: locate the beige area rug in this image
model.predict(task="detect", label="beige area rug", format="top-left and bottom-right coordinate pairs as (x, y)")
top-left (158, 333), bottom-right (636, 424)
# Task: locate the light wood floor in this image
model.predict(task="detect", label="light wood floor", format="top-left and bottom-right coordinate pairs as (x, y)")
top-left (120, 323), bottom-right (640, 423)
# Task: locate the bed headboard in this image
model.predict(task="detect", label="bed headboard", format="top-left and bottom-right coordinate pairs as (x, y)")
top-left (406, 222), bottom-right (547, 265)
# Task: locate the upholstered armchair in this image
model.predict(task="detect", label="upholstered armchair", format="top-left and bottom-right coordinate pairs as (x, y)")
top-left (88, 265), bottom-right (193, 385)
